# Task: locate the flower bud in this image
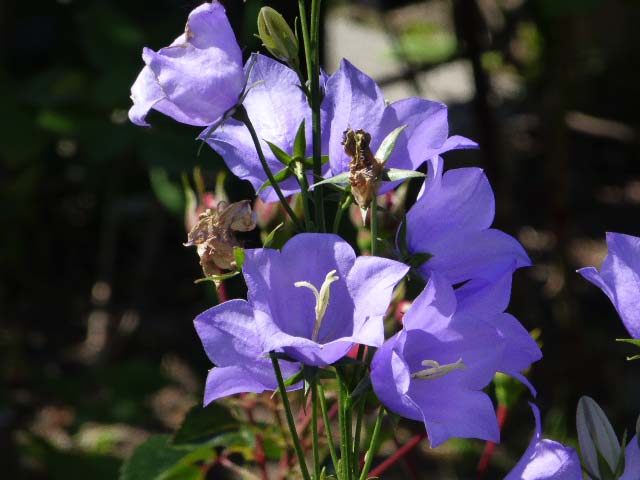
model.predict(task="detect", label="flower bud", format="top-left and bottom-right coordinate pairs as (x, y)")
top-left (576, 396), bottom-right (624, 479)
top-left (257, 7), bottom-right (300, 69)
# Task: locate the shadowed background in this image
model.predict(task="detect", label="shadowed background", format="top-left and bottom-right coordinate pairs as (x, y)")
top-left (2, 0), bottom-right (640, 478)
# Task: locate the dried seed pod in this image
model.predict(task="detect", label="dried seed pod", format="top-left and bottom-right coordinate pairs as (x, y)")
top-left (343, 128), bottom-right (384, 208)
top-left (185, 200), bottom-right (256, 275)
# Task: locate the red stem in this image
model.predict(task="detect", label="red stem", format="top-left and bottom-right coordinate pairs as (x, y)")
top-left (476, 404), bottom-right (509, 480)
top-left (368, 432), bottom-right (427, 477)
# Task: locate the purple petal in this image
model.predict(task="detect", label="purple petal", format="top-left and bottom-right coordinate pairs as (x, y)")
top-left (578, 232), bottom-right (640, 339)
top-left (506, 404), bottom-right (582, 480)
top-left (348, 256), bottom-right (409, 346)
top-left (620, 435), bottom-right (640, 480)
top-left (130, 2), bottom-right (243, 127)
top-left (322, 59), bottom-right (386, 175)
top-left (402, 272), bottom-right (457, 332)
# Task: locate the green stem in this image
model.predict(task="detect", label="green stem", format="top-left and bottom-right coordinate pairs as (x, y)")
top-left (358, 407), bottom-right (384, 480)
top-left (236, 106), bottom-right (304, 231)
top-left (370, 197), bottom-right (378, 256)
top-left (312, 383), bottom-right (321, 480)
top-left (333, 193), bottom-right (353, 234)
top-left (318, 383), bottom-right (340, 477)
top-left (270, 353), bottom-right (311, 480)
top-left (294, 165), bottom-right (313, 231)
top-left (337, 370), bottom-right (353, 480)
top-left (299, 0), bottom-right (326, 232)
top-left (352, 396), bottom-right (365, 478)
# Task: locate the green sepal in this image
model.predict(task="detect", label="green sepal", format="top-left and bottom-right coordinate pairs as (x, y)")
top-left (397, 217), bottom-right (409, 258)
top-left (407, 252), bottom-right (433, 269)
top-left (193, 271), bottom-right (240, 284)
top-left (351, 375), bottom-right (372, 400)
top-left (257, 166), bottom-right (293, 194)
top-left (266, 141), bottom-right (293, 166)
top-left (375, 125), bottom-right (407, 164)
top-left (616, 338), bottom-right (640, 347)
top-left (310, 171), bottom-right (350, 189)
top-left (331, 356), bottom-right (364, 367)
top-left (233, 247), bottom-right (245, 270)
top-left (283, 369), bottom-right (304, 388)
top-left (380, 168), bottom-right (425, 182)
top-left (263, 222), bottom-right (284, 248)
top-left (293, 120), bottom-right (306, 160)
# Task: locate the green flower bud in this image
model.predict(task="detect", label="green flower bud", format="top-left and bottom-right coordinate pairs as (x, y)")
top-left (257, 7), bottom-right (299, 69)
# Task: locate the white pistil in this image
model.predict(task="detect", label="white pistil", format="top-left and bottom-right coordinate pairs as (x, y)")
top-left (410, 358), bottom-right (466, 380)
top-left (294, 269), bottom-right (339, 342)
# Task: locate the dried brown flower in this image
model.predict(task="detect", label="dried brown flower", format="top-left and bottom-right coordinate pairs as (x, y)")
top-left (343, 128), bottom-right (384, 208)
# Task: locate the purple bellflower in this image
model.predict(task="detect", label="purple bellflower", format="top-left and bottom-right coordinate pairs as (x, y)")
top-left (241, 233), bottom-right (408, 366)
top-left (202, 53), bottom-right (320, 201)
top-left (505, 404), bottom-right (582, 480)
top-left (370, 272), bottom-right (541, 447)
top-left (620, 435), bottom-right (640, 480)
top-left (578, 232), bottom-right (640, 339)
top-left (321, 59), bottom-right (477, 188)
top-left (194, 299), bottom-right (301, 405)
top-left (403, 156), bottom-right (531, 285)
top-left (129, 2), bottom-right (244, 127)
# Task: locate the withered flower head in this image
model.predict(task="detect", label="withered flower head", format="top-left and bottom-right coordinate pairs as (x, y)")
top-left (343, 128), bottom-right (384, 208)
top-left (184, 200), bottom-right (256, 276)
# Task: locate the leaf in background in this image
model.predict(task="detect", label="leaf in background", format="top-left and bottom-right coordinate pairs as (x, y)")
top-left (173, 404), bottom-right (238, 445)
top-left (149, 168), bottom-right (183, 215)
top-left (120, 435), bottom-right (189, 480)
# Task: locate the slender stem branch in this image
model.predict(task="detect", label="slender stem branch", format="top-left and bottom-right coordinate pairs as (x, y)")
top-left (235, 106), bottom-right (304, 230)
top-left (333, 193), bottom-right (353, 234)
top-left (337, 370), bottom-right (353, 480)
top-left (270, 353), bottom-right (311, 480)
top-left (311, 383), bottom-right (321, 479)
top-left (294, 165), bottom-right (313, 231)
top-left (318, 383), bottom-right (340, 477)
top-left (370, 197), bottom-right (378, 256)
top-left (358, 407), bottom-right (385, 480)
top-left (352, 396), bottom-right (365, 478)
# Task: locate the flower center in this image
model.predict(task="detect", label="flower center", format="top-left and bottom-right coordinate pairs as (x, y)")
top-left (294, 270), bottom-right (340, 342)
top-left (410, 358), bottom-right (466, 380)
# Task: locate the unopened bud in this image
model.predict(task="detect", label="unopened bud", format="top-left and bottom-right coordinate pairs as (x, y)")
top-left (257, 7), bottom-right (299, 69)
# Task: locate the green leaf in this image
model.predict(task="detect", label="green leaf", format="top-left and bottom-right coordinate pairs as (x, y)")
top-left (397, 217), bottom-right (408, 258)
top-left (303, 155), bottom-right (330, 170)
top-left (294, 119), bottom-right (306, 159)
top-left (351, 375), bottom-right (372, 400)
top-left (257, 166), bottom-right (293, 194)
top-left (616, 338), bottom-right (640, 348)
top-left (263, 222), bottom-right (284, 248)
top-left (233, 247), bottom-right (245, 270)
top-left (311, 172), bottom-right (350, 189)
top-left (283, 369), bottom-right (304, 388)
top-left (407, 252), bottom-right (433, 268)
top-left (193, 271), bottom-right (240, 284)
top-left (380, 168), bottom-right (425, 182)
top-left (266, 141), bottom-right (292, 166)
top-left (173, 404), bottom-right (238, 445)
top-left (375, 125), bottom-right (407, 163)
top-left (120, 435), bottom-right (187, 480)
top-left (149, 168), bottom-right (183, 215)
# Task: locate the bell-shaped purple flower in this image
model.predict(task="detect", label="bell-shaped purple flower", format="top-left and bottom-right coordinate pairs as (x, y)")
top-left (321, 59), bottom-right (477, 187)
top-left (578, 232), bottom-right (640, 339)
top-left (370, 272), bottom-right (540, 447)
top-left (202, 53), bottom-right (320, 201)
top-left (129, 2), bottom-right (244, 127)
top-left (242, 233), bottom-right (408, 366)
top-left (505, 404), bottom-right (582, 480)
top-left (194, 299), bottom-right (301, 405)
top-left (403, 156), bottom-right (530, 285)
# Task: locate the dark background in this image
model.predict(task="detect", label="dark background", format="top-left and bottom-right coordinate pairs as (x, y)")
top-left (2, 0), bottom-right (640, 478)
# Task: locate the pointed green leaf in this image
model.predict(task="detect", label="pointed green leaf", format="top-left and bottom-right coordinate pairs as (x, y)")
top-left (263, 222), bottom-right (284, 248)
top-left (381, 168), bottom-right (425, 182)
top-left (193, 271), bottom-right (241, 284)
top-left (266, 141), bottom-right (292, 166)
top-left (257, 166), bottom-right (293, 194)
top-left (616, 338), bottom-right (640, 348)
top-left (303, 155), bottom-right (330, 169)
top-left (233, 247), bottom-right (245, 270)
top-left (351, 375), bottom-right (372, 400)
top-left (375, 125), bottom-right (407, 163)
top-left (397, 217), bottom-right (409, 258)
top-left (408, 252), bottom-right (433, 268)
top-left (294, 120), bottom-right (306, 159)
top-left (310, 171), bottom-right (350, 189)
top-left (283, 369), bottom-right (304, 388)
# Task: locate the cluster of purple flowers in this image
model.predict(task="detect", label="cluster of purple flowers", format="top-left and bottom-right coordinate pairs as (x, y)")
top-left (130, 2), bottom-right (640, 478)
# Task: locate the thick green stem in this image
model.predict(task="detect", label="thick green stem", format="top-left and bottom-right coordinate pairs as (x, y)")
top-left (318, 383), bottom-right (340, 477)
top-left (370, 197), bottom-right (378, 256)
top-left (270, 353), bottom-right (311, 480)
top-left (312, 384), bottom-right (321, 480)
top-left (358, 407), bottom-right (385, 480)
top-left (236, 106), bottom-right (304, 230)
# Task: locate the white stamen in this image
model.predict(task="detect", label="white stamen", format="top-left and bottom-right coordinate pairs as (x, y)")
top-left (294, 269), bottom-right (339, 341)
top-left (410, 358), bottom-right (466, 380)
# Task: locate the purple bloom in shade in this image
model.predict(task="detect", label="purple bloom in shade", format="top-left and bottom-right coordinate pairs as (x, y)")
top-left (203, 53), bottom-right (324, 202)
top-left (242, 233), bottom-right (408, 366)
top-left (370, 272), bottom-right (540, 447)
top-left (321, 59), bottom-right (477, 187)
top-left (505, 404), bottom-right (582, 480)
top-left (403, 156), bottom-right (531, 285)
top-left (129, 2), bottom-right (244, 127)
top-left (620, 435), bottom-right (640, 480)
top-left (194, 299), bottom-right (301, 405)
top-left (577, 232), bottom-right (640, 339)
